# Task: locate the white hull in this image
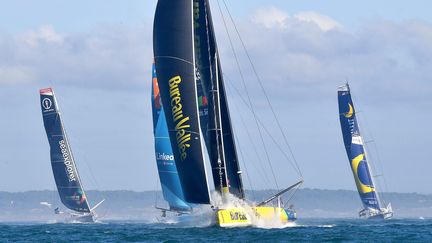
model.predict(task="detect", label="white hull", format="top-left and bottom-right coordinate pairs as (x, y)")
top-left (359, 203), bottom-right (393, 220)
top-left (64, 212), bottom-right (96, 223)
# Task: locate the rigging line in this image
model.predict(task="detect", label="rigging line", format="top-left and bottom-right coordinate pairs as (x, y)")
top-left (216, 0), bottom-right (279, 191)
top-left (356, 111), bottom-right (390, 205)
top-left (224, 76), bottom-right (273, 188)
top-left (358, 111), bottom-right (389, 194)
top-left (81, 154), bottom-right (100, 190)
top-left (349, 89), bottom-right (390, 197)
top-left (227, 84), bottom-right (273, 188)
top-left (234, 131), bottom-right (256, 202)
top-left (63, 118), bottom-right (100, 190)
top-left (283, 190), bottom-right (299, 208)
top-left (221, 0), bottom-right (303, 178)
top-left (228, 90), bottom-right (258, 201)
top-left (224, 73), bottom-right (303, 177)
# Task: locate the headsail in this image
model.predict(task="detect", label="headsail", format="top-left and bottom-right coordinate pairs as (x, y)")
top-left (151, 63), bottom-right (192, 212)
top-left (338, 84), bottom-right (381, 210)
top-left (40, 88), bottom-right (91, 213)
top-left (153, 0), bottom-right (210, 204)
top-left (193, 0), bottom-right (244, 199)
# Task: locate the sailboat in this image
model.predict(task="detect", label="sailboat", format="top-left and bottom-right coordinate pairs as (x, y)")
top-left (40, 88), bottom-right (104, 222)
top-left (152, 0), bottom-right (302, 227)
top-left (338, 83), bottom-right (393, 219)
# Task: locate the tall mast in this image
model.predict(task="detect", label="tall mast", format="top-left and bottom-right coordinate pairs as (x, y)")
top-left (353, 104), bottom-right (383, 209)
top-left (211, 51), bottom-right (229, 195)
top-left (191, 0), bottom-right (212, 203)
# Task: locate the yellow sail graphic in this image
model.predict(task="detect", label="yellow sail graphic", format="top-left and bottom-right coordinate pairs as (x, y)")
top-left (344, 103), bottom-right (354, 118)
top-left (351, 154), bottom-right (374, 194)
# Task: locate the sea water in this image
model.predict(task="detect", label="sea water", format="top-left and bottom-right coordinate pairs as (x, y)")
top-left (1, 218), bottom-right (431, 242)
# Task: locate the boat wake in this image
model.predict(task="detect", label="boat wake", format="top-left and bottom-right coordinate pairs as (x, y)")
top-left (153, 205), bottom-right (216, 228)
top-left (253, 220), bottom-right (297, 229)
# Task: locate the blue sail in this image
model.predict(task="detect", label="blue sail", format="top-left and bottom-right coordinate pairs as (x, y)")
top-left (40, 88), bottom-right (91, 213)
top-left (338, 84), bottom-right (381, 210)
top-left (151, 63), bottom-right (192, 212)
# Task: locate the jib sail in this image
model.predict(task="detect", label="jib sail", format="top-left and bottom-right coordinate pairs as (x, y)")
top-left (151, 63), bottom-right (192, 211)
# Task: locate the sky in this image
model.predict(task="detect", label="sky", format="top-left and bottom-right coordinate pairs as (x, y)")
top-left (0, 0), bottom-right (431, 194)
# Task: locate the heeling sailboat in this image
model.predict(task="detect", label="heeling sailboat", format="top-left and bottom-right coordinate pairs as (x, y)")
top-left (40, 88), bottom-right (104, 222)
top-left (338, 83), bottom-right (393, 219)
top-left (151, 63), bottom-right (192, 216)
top-left (153, 0), bottom-right (301, 227)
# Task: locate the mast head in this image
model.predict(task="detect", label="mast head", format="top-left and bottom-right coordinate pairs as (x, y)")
top-left (338, 83), bottom-right (350, 92)
top-left (40, 87), bottom-right (54, 96)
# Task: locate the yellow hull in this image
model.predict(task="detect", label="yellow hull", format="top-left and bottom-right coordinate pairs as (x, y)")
top-left (216, 206), bottom-right (294, 227)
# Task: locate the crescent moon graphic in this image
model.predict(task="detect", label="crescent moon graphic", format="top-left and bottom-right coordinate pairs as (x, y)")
top-left (344, 103), bottom-right (354, 118)
top-left (351, 154), bottom-right (375, 194)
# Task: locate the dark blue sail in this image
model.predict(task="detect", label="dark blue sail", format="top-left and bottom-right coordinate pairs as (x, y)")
top-left (151, 63), bottom-right (192, 212)
top-left (153, 0), bottom-right (210, 204)
top-left (40, 88), bottom-right (91, 213)
top-left (338, 84), bottom-right (381, 210)
top-left (193, 0), bottom-right (244, 198)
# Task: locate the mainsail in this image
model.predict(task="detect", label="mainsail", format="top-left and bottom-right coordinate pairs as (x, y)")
top-left (153, 0), bottom-right (210, 204)
top-left (338, 84), bottom-right (381, 210)
top-left (40, 88), bottom-right (91, 213)
top-left (193, 0), bottom-right (244, 199)
top-left (151, 63), bottom-right (192, 211)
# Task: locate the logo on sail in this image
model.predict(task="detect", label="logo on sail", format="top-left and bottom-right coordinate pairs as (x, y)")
top-left (351, 154), bottom-right (375, 194)
top-left (59, 140), bottom-right (77, 182)
top-left (42, 98), bottom-right (52, 110)
top-left (169, 76), bottom-right (191, 161)
top-left (71, 189), bottom-right (86, 205)
top-left (344, 103), bottom-right (354, 118)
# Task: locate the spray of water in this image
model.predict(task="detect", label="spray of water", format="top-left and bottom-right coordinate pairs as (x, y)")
top-left (152, 204), bottom-right (215, 228)
top-left (211, 192), bottom-right (297, 229)
top-left (152, 192), bottom-right (299, 229)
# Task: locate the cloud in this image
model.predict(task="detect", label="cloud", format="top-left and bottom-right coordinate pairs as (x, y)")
top-left (218, 7), bottom-right (432, 105)
top-left (0, 24), bottom-right (153, 90)
top-left (0, 10), bottom-right (431, 106)
top-left (252, 7), bottom-right (342, 32)
top-left (294, 11), bottom-right (342, 31)
top-left (18, 25), bottom-right (64, 47)
top-left (252, 6), bottom-right (289, 29)
top-left (0, 66), bottom-right (34, 85)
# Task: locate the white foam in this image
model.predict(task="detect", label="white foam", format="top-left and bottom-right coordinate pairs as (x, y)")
top-left (212, 192), bottom-right (296, 229)
top-left (152, 205), bottom-right (215, 228)
top-left (317, 224), bottom-right (336, 228)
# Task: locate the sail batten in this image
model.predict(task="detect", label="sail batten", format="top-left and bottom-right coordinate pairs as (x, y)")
top-left (40, 88), bottom-right (91, 213)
